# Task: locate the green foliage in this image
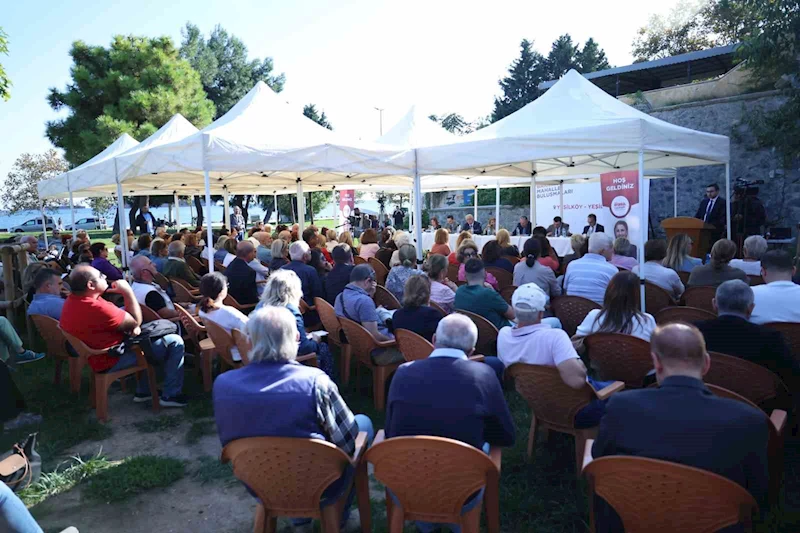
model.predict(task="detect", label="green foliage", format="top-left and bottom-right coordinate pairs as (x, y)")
top-left (46, 35), bottom-right (215, 166)
top-left (476, 187), bottom-right (532, 207)
top-left (83, 455), bottom-right (185, 502)
top-left (0, 27), bottom-right (10, 101)
top-left (546, 34), bottom-right (580, 79)
top-left (185, 420), bottom-right (215, 444)
top-left (577, 38), bottom-right (611, 73)
top-left (2, 149), bottom-right (69, 212)
top-left (303, 104), bottom-right (333, 130)
top-left (430, 112), bottom-right (472, 135)
top-left (19, 453), bottom-right (115, 507)
top-left (88, 197), bottom-right (116, 220)
top-left (191, 456), bottom-right (235, 485)
top-left (180, 23), bottom-right (285, 119)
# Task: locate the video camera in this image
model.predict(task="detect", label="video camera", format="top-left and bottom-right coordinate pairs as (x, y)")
top-left (734, 178), bottom-right (764, 196)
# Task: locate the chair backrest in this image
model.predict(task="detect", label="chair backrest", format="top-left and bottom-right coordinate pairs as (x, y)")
top-left (153, 272), bottom-right (170, 291)
top-left (314, 298), bottom-right (343, 347)
top-left (186, 255), bottom-right (204, 274)
top-left (339, 316), bottom-right (383, 365)
top-left (171, 281), bottom-right (198, 303)
top-left (455, 309), bottom-right (499, 356)
top-left (365, 436), bottom-right (498, 524)
top-left (644, 282), bottom-right (676, 316)
top-left (678, 271), bottom-right (690, 285)
top-left (353, 256), bottom-right (367, 266)
top-left (169, 276), bottom-right (196, 292)
top-left (298, 298), bottom-right (314, 314)
top-left (174, 303), bottom-right (206, 343)
top-left (447, 263), bottom-right (460, 282)
top-left (373, 285), bottom-right (401, 311)
top-left (58, 327), bottom-right (112, 359)
top-left (485, 267), bottom-right (513, 290)
top-left (584, 456), bottom-right (757, 533)
top-left (221, 437), bottom-right (351, 519)
top-left (395, 328), bottom-right (434, 361)
top-left (748, 275), bottom-right (765, 286)
top-left (428, 301), bottom-right (447, 316)
top-left (368, 257), bottom-right (389, 286)
top-left (203, 318), bottom-right (240, 367)
top-left (214, 261), bottom-right (227, 273)
top-left (499, 285), bottom-right (517, 306)
top-left (551, 296), bottom-right (602, 337)
top-left (507, 363), bottom-right (594, 432)
top-left (231, 328), bottom-right (251, 365)
top-left (681, 286), bottom-right (716, 313)
top-left (705, 351), bottom-right (787, 407)
top-left (507, 256), bottom-right (521, 265)
top-left (30, 314), bottom-right (69, 359)
top-left (655, 306), bottom-right (716, 325)
top-left (140, 304), bottom-right (162, 323)
top-left (223, 294), bottom-right (252, 313)
top-left (584, 333), bottom-right (653, 388)
top-left (764, 322), bottom-right (800, 360)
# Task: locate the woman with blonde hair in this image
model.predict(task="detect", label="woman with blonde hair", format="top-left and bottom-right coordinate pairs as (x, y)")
top-left (425, 253), bottom-right (458, 313)
top-left (213, 236), bottom-right (229, 264)
top-left (269, 238), bottom-right (289, 271)
top-left (448, 230), bottom-right (473, 265)
top-left (325, 229), bottom-right (339, 252)
top-left (338, 230), bottom-right (354, 249)
top-left (662, 233), bottom-right (702, 273)
top-left (483, 217), bottom-right (497, 236)
top-left (389, 231), bottom-right (411, 267)
top-left (430, 228), bottom-right (451, 256)
top-left (183, 232), bottom-right (203, 259)
top-left (386, 244), bottom-right (424, 303)
top-left (495, 228), bottom-right (518, 257)
top-left (687, 239), bottom-right (748, 287)
top-left (456, 240), bottom-right (499, 290)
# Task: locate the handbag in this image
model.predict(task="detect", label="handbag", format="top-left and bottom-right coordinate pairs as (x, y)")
top-left (0, 433), bottom-right (41, 493)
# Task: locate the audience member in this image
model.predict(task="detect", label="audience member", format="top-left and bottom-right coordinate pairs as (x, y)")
top-left (610, 237), bottom-right (638, 270)
top-left (455, 259), bottom-right (515, 330)
top-left (425, 254), bottom-right (457, 314)
top-left (750, 250), bottom-right (800, 324)
top-left (324, 244), bottom-right (355, 305)
top-left (136, 234), bottom-right (153, 258)
top-left (456, 240), bottom-right (499, 290)
top-left (389, 231), bottom-right (411, 268)
top-left (534, 236), bottom-right (559, 272)
top-left (448, 230), bottom-right (474, 265)
top-left (663, 233), bottom-right (702, 273)
top-left (374, 229), bottom-right (396, 269)
top-left (27, 268), bottom-right (65, 320)
top-left (20, 235), bottom-right (41, 264)
top-left (633, 239), bottom-right (685, 300)
top-left (181, 232), bottom-right (202, 260)
top-left (385, 244), bottom-right (424, 304)
top-left (221, 237), bottom-right (238, 267)
top-left (303, 227), bottom-right (332, 278)
top-left (162, 240), bottom-right (201, 287)
top-left (592, 323), bottom-right (769, 526)
top-left (60, 265), bottom-right (187, 406)
top-left (198, 272), bottom-right (248, 363)
top-left (269, 238), bottom-right (289, 271)
top-left (338, 231), bottom-right (354, 250)
top-left (225, 241), bottom-right (260, 305)
top-left (513, 237), bottom-right (561, 305)
top-left (495, 228), bottom-right (518, 257)
top-left (213, 236), bottom-right (229, 264)
top-left (481, 240), bottom-right (514, 273)
top-left (358, 229), bottom-right (380, 260)
top-left (532, 226), bottom-right (547, 237)
top-left (563, 234), bottom-right (587, 270)
top-left (430, 228), bottom-right (451, 256)
top-left (282, 241), bottom-right (324, 311)
top-left (316, 233), bottom-right (333, 263)
top-left (325, 229), bottom-right (339, 252)
top-left (130, 256), bottom-right (178, 319)
top-left (391, 275), bottom-right (442, 342)
top-left (253, 231), bottom-right (273, 264)
top-left (575, 271), bottom-right (657, 342)
top-left (688, 239), bottom-right (747, 287)
top-left (90, 242), bottom-right (123, 281)
top-left (563, 232), bottom-right (618, 305)
top-left (512, 215), bottom-right (532, 236)
top-left (730, 235), bottom-right (768, 276)
top-left (150, 238), bottom-right (169, 272)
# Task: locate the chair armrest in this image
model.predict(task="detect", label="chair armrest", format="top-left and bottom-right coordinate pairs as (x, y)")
top-left (468, 354), bottom-right (485, 362)
top-left (372, 429), bottom-right (386, 447)
top-left (238, 303), bottom-right (257, 312)
top-left (350, 431), bottom-right (368, 466)
top-left (582, 439), bottom-right (595, 472)
top-left (489, 446), bottom-right (502, 472)
top-left (770, 409), bottom-right (788, 435)
top-left (296, 353), bottom-right (317, 364)
top-left (592, 380), bottom-right (625, 401)
top-left (374, 339), bottom-right (397, 348)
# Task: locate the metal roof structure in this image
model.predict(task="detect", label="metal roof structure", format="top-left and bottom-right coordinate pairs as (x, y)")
top-left (539, 44), bottom-right (741, 96)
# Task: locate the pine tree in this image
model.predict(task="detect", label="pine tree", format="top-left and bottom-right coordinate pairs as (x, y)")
top-left (491, 40), bottom-right (548, 122)
top-left (577, 38), bottom-right (611, 73)
top-left (546, 34), bottom-right (581, 79)
top-left (303, 104), bottom-right (333, 130)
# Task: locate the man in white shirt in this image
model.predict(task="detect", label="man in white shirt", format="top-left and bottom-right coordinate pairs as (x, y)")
top-left (130, 255), bottom-right (178, 319)
top-left (729, 235), bottom-right (768, 276)
top-left (563, 232), bottom-right (619, 305)
top-left (750, 250), bottom-right (800, 324)
top-left (632, 239), bottom-right (685, 300)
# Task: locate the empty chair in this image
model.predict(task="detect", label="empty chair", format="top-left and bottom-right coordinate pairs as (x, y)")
top-left (644, 282), bottom-right (676, 316)
top-left (681, 286), bottom-right (716, 314)
top-left (551, 296), bottom-right (601, 337)
top-left (584, 333), bottom-right (653, 388)
top-left (705, 351), bottom-right (789, 409)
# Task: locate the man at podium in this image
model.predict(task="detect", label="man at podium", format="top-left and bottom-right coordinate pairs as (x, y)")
top-left (694, 183), bottom-right (726, 242)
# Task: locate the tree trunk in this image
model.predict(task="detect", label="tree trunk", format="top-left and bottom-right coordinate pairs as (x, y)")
top-left (194, 196), bottom-right (204, 228)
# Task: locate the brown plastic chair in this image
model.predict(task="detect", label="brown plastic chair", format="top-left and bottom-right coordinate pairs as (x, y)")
top-left (186, 255), bottom-right (205, 275)
top-left (644, 282), bottom-right (676, 316)
top-left (429, 301), bottom-right (447, 316)
top-left (748, 275), bottom-right (765, 286)
top-left (394, 329), bottom-right (434, 361)
top-left (551, 296), bottom-right (601, 337)
top-left (338, 317), bottom-right (401, 411)
top-left (140, 304), bottom-right (163, 323)
top-left (59, 328), bottom-right (160, 422)
top-left (214, 261), bottom-right (227, 273)
top-left (169, 275), bottom-right (200, 293)
top-left (175, 304), bottom-right (216, 392)
top-left (455, 309), bottom-right (499, 356)
top-left (221, 433), bottom-right (370, 533)
top-left (298, 299), bottom-right (322, 331)
top-left (314, 298), bottom-right (352, 385)
top-left (368, 257), bottom-right (389, 286)
top-left (153, 272), bottom-right (170, 291)
top-left (678, 271), bottom-right (690, 285)
top-left (705, 351), bottom-right (789, 408)
top-left (203, 318), bottom-right (247, 368)
top-left (764, 322), bottom-right (800, 361)
top-left (681, 286), bottom-right (716, 313)
top-left (30, 314), bottom-right (77, 390)
top-left (447, 263), bottom-right (460, 282)
top-left (507, 363), bottom-right (624, 474)
top-left (485, 267), bottom-right (513, 291)
top-left (171, 281), bottom-right (200, 303)
top-left (353, 256), bottom-right (367, 266)
top-left (655, 306), bottom-right (716, 325)
top-left (582, 451), bottom-right (757, 533)
top-left (373, 285), bottom-right (401, 310)
top-left (584, 333), bottom-right (653, 388)
top-left (223, 294), bottom-right (257, 315)
top-left (507, 256), bottom-right (521, 265)
top-left (364, 431), bottom-right (502, 533)
top-left (499, 285), bottom-right (517, 306)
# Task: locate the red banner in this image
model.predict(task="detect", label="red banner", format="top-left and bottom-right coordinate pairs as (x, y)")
top-left (600, 170), bottom-right (639, 218)
top-left (338, 190), bottom-right (355, 227)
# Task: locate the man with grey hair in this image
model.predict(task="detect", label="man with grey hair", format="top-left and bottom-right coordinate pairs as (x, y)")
top-left (730, 235), bottom-right (768, 276)
top-left (20, 235), bottom-right (41, 264)
top-left (162, 239), bottom-right (200, 287)
top-left (213, 306), bottom-right (373, 523)
top-left (130, 255), bottom-right (178, 319)
top-left (563, 231), bottom-right (618, 305)
top-left (695, 279), bottom-right (797, 386)
top-left (224, 241), bottom-right (259, 305)
top-left (282, 239), bottom-right (323, 318)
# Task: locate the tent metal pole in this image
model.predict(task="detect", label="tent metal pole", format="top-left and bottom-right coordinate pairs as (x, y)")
top-left (413, 149), bottom-right (423, 261)
top-left (40, 204), bottom-right (48, 248)
top-left (296, 178), bottom-right (305, 231)
top-left (223, 186), bottom-right (231, 231)
top-left (174, 192), bottom-right (180, 230)
top-left (638, 150), bottom-right (646, 313)
top-left (725, 163), bottom-right (731, 239)
top-left (559, 180), bottom-right (564, 219)
top-left (495, 182), bottom-right (500, 231)
top-left (115, 181), bottom-right (129, 272)
top-left (68, 174), bottom-right (76, 233)
top-left (473, 186), bottom-right (478, 222)
top-left (204, 171), bottom-right (214, 273)
top-left (273, 193), bottom-right (278, 224)
top-left (531, 163), bottom-right (538, 227)
top-left (673, 175), bottom-right (678, 218)
top-left (408, 191), bottom-right (414, 236)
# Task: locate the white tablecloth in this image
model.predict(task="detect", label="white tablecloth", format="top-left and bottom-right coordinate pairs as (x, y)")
top-left (420, 233), bottom-right (572, 257)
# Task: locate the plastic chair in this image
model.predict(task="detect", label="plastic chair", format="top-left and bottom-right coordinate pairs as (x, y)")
top-left (186, 255), bottom-right (205, 275)
top-left (506, 363), bottom-right (624, 474)
top-left (153, 272), bottom-right (170, 291)
top-left (59, 328), bottom-right (160, 422)
top-left (655, 306), bottom-right (716, 325)
top-left (214, 261), bottom-right (227, 273)
top-left (447, 263), bottom-right (460, 282)
top-left (169, 275), bottom-right (200, 294)
top-left (748, 275), bottom-right (765, 286)
top-left (204, 318), bottom-right (247, 367)
top-left (551, 296), bottom-right (601, 337)
top-left (314, 298), bottom-right (352, 385)
top-left (30, 314), bottom-right (77, 390)
top-left (368, 257), bottom-right (390, 286)
top-left (298, 299), bottom-right (322, 331)
top-left (764, 322), bottom-right (800, 361)
top-left (678, 271), bottom-right (691, 285)
top-left (353, 256), bottom-right (367, 266)
top-left (499, 285), bottom-right (517, 306)
top-left (338, 317), bottom-right (401, 411)
top-left (644, 282), bottom-right (676, 316)
top-left (582, 452), bottom-right (757, 533)
top-left (373, 285), bottom-right (401, 311)
top-left (394, 328), bottom-right (434, 361)
top-left (429, 301), bottom-right (447, 316)
top-left (171, 281), bottom-right (200, 303)
top-left (584, 333), bottom-right (653, 388)
top-left (485, 267), bottom-right (513, 291)
top-left (140, 304), bottom-right (163, 323)
top-left (705, 351), bottom-right (789, 408)
top-left (364, 431), bottom-right (502, 533)
top-left (221, 433), bottom-right (370, 533)
top-left (223, 294), bottom-right (257, 315)
top-left (681, 286), bottom-right (716, 313)
top-left (175, 304), bottom-right (216, 392)
top-left (455, 309), bottom-right (499, 356)
top-left (506, 256), bottom-right (521, 265)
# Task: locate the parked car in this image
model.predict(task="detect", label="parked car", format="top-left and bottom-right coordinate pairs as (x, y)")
top-left (68, 217), bottom-right (105, 231)
top-left (10, 217), bottom-right (55, 233)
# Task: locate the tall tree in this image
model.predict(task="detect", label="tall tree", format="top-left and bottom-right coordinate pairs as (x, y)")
top-left (180, 23), bottom-right (285, 119)
top-left (2, 150), bottom-right (68, 212)
top-left (577, 38), bottom-right (611, 73)
top-left (46, 35), bottom-right (215, 167)
top-left (303, 104), bottom-right (333, 130)
top-left (0, 27), bottom-right (10, 101)
top-left (546, 34), bottom-right (581, 79)
top-left (491, 40), bottom-right (548, 122)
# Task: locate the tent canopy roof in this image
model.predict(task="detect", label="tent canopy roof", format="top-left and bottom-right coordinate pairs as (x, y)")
top-left (377, 105), bottom-right (457, 148)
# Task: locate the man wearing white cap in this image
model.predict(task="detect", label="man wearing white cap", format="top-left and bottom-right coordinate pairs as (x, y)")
top-left (497, 283), bottom-right (608, 427)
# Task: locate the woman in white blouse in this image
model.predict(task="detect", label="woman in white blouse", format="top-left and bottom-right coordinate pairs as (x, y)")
top-left (221, 236), bottom-right (238, 267)
top-left (574, 270), bottom-right (657, 342)
top-left (198, 272), bottom-right (249, 362)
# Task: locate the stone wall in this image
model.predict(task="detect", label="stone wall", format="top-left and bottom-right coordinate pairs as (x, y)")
top-left (427, 205), bottom-right (530, 232)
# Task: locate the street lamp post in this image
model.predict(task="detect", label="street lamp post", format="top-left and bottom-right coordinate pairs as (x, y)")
top-left (374, 107), bottom-right (384, 136)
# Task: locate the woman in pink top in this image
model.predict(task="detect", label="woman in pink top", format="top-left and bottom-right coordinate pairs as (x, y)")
top-left (425, 254), bottom-right (457, 313)
top-left (610, 237), bottom-right (638, 270)
top-left (358, 228), bottom-right (380, 260)
top-left (535, 236), bottom-right (560, 272)
top-left (455, 240), bottom-right (499, 290)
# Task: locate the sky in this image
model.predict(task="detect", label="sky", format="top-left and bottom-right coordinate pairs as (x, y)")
top-left (0, 0), bottom-right (682, 191)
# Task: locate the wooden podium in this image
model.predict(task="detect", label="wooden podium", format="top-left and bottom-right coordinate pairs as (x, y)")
top-left (661, 217), bottom-right (717, 258)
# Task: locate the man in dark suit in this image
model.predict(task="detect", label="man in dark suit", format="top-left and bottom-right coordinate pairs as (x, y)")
top-left (324, 244), bottom-right (355, 305)
top-left (546, 216), bottom-right (571, 237)
top-left (460, 214), bottom-right (482, 234)
top-left (511, 216), bottom-right (532, 236)
top-left (134, 205), bottom-right (157, 235)
top-left (695, 279), bottom-right (797, 389)
top-left (592, 323), bottom-right (769, 530)
top-left (224, 241), bottom-right (259, 305)
top-left (582, 213), bottom-right (604, 236)
top-left (694, 182), bottom-right (727, 241)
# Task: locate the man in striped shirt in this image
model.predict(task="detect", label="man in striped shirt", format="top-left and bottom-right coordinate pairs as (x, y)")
top-left (563, 232), bottom-right (618, 305)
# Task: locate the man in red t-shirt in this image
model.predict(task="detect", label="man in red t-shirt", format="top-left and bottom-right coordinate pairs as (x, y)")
top-left (60, 265), bottom-right (187, 407)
